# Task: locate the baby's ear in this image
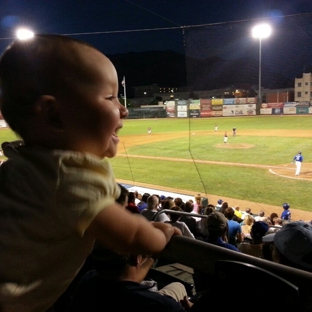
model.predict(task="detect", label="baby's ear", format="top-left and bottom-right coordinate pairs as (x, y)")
top-left (34, 95), bottom-right (64, 130)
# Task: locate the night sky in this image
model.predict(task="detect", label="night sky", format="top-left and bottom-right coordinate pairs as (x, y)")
top-left (0, 0), bottom-right (312, 55)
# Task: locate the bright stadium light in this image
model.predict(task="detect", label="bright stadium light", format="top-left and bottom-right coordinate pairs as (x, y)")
top-left (252, 23), bottom-right (272, 113)
top-left (15, 28), bottom-right (34, 40)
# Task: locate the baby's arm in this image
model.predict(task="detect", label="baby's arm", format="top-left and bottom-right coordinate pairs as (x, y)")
top-left (86, 203), bottom-right (182, 255)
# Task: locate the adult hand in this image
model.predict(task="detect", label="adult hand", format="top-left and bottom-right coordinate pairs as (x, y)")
top-left (180, 296), bottom-right (193, 311)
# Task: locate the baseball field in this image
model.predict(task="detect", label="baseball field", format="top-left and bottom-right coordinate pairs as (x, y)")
top-left (1, 115), bottom-right (312, 221)
top-left (110, 115), bottom-right (312, 221)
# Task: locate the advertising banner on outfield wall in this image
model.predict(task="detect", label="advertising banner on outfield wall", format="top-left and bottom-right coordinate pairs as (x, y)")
top-left (200, 99), bottom-right (212, 117)
top-left (296, 107), bottom-right (309, 114)
top-left (272, 108), bottom-right (283, 114)
top-left (266, 103), bottom-right (284, 108)
top-left (223, 98), bottom-right (235, 105)
top-left (284, 102), bottom-right (297, 107)
top-left (212, 110), bottom-right (222, 117)
top-left (297, 101), bottom-right (310, 107)
top-left (283, 107), bottom-right (296, 114)
top-left (260, 108), bottom-right (272, 114)
top-left (176, 100), bottom-right (188, 117)
top-left (211, 98), bottom-right (223, 105)
top-left (222, 105), bottom-right (235, 116)
top-left (189, 99), bottom-right (201, 118)
top-left (235, 98), bottom-right (247, 104)
top-left (165, 101), bottom-right (176, 117)
top-left (246, 97), bottom-right (257, 104)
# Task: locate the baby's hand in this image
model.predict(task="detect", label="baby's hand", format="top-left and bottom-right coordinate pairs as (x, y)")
top-left (173, 227), bottom-right (183, 236)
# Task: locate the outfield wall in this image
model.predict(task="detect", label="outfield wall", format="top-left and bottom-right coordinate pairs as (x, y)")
top-left (126, 98), bottom-right (312, 119)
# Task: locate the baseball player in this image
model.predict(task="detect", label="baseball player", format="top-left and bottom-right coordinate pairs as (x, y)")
top-left (281, 203), bottom-right (291, 221)
top-left (292, 151), bottom-right (303, 176)
top-left (224, 131), bottom-right (228, 143)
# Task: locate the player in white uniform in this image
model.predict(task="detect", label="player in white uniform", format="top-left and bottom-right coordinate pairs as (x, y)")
top-left (292, 151), bottom-right (303, 176)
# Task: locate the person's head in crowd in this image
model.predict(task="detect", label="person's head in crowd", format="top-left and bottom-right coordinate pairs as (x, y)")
top-left (174, 197), bottom-right (185, 211)
top-left (116, 184), bottom-right (129, 209)
top-left (127, 192), bottom-right (136, 205)
top-left (0, 34), bottom-right (128, 159)
top-left (262, 221), bottom-right (312, 272)
top-left (258, 210), bottom-right (265, 217)
top-left (245, 208), bottom-right (252, 215)
top-left (204, 204), bottom-right (215, 216)
top-left (273, 217), bottom-right (283, 226)
top-left (250, 221), bottom-right (269, 244)
top-left (183, 200), bottom-right (194, 213)
top-left (141, 193), bottom-right (150, 203)
top-left (219, 201), bottom-right (229, 214)
top-left (270, 212), bottom-right (278, 224)
top-left (168, 206), bottom-right (183, 223)
top-left (243, 214), bottom-right (255, 227)
top-left (206, 211), bottom-right (228, 240)
top-left (159, 195), bottom-right (166, 206)
top-left (162, 198), bottom-right (175, 211)
top-left (146, 195), bottom-right (159, 211)
top-left (224, 207), bottom-right (235, 220)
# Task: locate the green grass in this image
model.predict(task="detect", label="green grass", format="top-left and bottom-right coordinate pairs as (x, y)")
top-left (1, 115), bottom-right (312, 212)
top-left (111, 115), bottom-right (312, 212)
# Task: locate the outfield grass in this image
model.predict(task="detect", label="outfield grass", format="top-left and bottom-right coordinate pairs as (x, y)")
top-left (0, 115), bottom-right (311, 212)
top-left (110, 115), bottom-right (312, 212)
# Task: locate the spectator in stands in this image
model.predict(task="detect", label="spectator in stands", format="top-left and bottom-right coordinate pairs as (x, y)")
top-left (70, 244), bottom-right (191, 311)
top-left (174, 197), bottom-right (185, 210)
top-left (180, 200), bottom-right (198, 237)
top-left (116, 184), bottom-right (129, 209)
top-left (192, 211), bottom-right (240, 293)
top-left (241, 214), bottom-right (255, 241)
top-left (196, 204), bottom-right (215, 240)
top-left (137, 192), bottom-right (150, 212)
top-left (215, 199), bottom-right (223, 211)
top-left (224, 207), bottom-right (243, 247)
top-left (254, 210), bottom-right (266, 222)
top-left (126, 191), bottom-right (140, 214)
top-left (238, 221), bottom-right (269, 257)
top-left (166, 206), bottom-right (195, 239)
top-left (193, 194), bottom-right (202, 214)
top-left (205, 211), bottom-right (239, 251)
top-left (267, 217), bottom-right (283, 234)
top-left (269, 212), bottom-right (279, 225)
top-left (262, 221), bottom-right (312, 273)
top-left (0, 34), bottom-right (182, 311)
top-left (141, 195), bottom-right (170, 222)
top-left (134, 190), bottom-right (142, 205)
top-left (162, 198), bottom-right (175, 211)
top-left (234, 205), bottom-right (243, 219)
top-left (219, 201), bottom-right (229, 214)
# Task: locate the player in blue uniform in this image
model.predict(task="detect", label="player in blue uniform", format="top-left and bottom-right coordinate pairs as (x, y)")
top-left (292, 151), bottom-right (303, 176)
top-left (281, 203), bottom-right (291, 221)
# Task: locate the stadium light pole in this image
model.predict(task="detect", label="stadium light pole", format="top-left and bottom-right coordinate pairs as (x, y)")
top-left (252, 23), bottom-right (271, 114)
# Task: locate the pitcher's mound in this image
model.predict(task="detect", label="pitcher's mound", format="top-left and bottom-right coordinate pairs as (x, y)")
top-left (216, 143), bottom-right (255, 149)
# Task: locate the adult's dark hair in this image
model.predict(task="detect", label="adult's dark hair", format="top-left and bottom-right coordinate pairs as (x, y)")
top-left (127, 192), bottom-right (136, 204)
top-left (224, 207), bottom-right (234, 220)
top-left (0, 34), bottom-right (94, 137)
top-left (219, 202), bottom-right (229, 214)
top-left (116, 184), bottom-right (129, 206)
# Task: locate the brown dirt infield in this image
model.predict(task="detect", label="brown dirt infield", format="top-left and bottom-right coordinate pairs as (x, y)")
top-left (117, 129), bottom-right (312, 221)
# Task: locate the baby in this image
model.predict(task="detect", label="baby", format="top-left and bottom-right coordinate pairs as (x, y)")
top-left (0, 34), bottom-right (181, 312)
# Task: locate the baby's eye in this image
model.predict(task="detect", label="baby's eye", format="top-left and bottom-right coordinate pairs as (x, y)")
top-left (106, 96), bottom-right (116, 101)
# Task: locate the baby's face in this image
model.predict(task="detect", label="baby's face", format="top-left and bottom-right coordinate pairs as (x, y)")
top-left (58, 45), bottom-right (128, 158)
